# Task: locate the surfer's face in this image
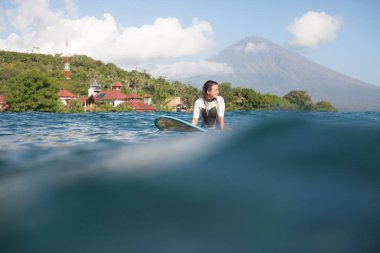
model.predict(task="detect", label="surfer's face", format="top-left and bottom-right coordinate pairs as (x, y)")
top-left (207, 85), bottom-right (219, 99)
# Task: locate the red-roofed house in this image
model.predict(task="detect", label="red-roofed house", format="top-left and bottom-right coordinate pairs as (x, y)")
top-left (58, 89), bottom-right (77, 106)
top-left (111, 82), bottom-right (122, 91)
top-left (125, 93), bottom-right (142, 100)
top-left (91, 89), bottom-right (156, 111)
top-left (125, 100), bottom-right (156, 112)
top-left (95, 90), bottom-right (127, 107)
top-left (88, 80), bottom-right (102, 97)
top-left (79, 96), bottom-right (96, 111)
top-left (124, 92), bottom-right (156, 112)
top-left (143, 94), bottom-right (153, 105)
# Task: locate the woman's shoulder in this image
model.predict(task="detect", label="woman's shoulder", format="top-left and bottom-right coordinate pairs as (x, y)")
top-left (216, 96), bottom-right (225, 102)
top-left (194, 97), bottom-right (204, 105)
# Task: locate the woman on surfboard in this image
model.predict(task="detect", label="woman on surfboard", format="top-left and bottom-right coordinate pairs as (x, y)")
top-left (192, 80), bottom-right (225, 130)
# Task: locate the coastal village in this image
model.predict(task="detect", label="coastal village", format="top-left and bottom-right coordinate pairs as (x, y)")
top-left (0, 45), bottom-right (188, 113)
top-left (0, 81), bottom-right (188, 112)
top-left (58, 80), bottom-right (157, 112)
top-left (0, 80), bottom-right (158, 112)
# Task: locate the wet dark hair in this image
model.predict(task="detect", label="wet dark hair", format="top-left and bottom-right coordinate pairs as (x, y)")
top-left (202, 80), bottom-right (219, 97)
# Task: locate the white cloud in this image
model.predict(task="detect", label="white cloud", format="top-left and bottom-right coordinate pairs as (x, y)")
top-left (148, 60), bottom-right (234, 79)
top-left (5, 0), bottom-right (63, 33)
top-left (0, 0), bottom-right (214, 66)
top-left (287, 11), bottom-right (341, 48)
top-left (112, 17), bottom-right (214, 64)
top-left (63, 0), bottom-right (79, 18)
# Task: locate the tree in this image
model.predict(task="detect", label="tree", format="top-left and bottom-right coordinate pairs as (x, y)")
top-left (240, 88), bottom-right (263, 109)
top-left (153, 85), bottom-right (168, 105)
top-left (169, 81), bottom-right (187, 97)
top-left (127, 70), bottom-right (142, 92)
top-left (183, 86), bottom-right (199, 110)
top-left (316, 100), bottom-right (337, 112)
top-left (68, 99), bottom-right (85, 113)
top-left (6, 71), bottom-right (59, 112)
top-left (0, 66), bottom-right (22, 94)
top-left (270, 96), bottom-right (298, 111)
top-left (219, 82), bottom-right (234, 103)
top-left (283, 90), bottom-right (313, 110)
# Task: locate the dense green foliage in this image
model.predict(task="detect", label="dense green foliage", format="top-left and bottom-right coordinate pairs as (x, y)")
top-left (0, 50), bottom-right (337, 112)
top-left (5, 71), bottom-right (60, 112)
top-left (219, 83), bottom-right (297, 111)
top-left (315, 100), bottom-right (337, 112)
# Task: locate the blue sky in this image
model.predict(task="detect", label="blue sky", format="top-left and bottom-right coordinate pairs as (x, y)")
top-left (1, 0), bottom-right (379, 87)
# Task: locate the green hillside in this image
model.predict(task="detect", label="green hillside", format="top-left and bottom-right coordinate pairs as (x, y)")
top-left (0, 50), bottom-right (336, 112)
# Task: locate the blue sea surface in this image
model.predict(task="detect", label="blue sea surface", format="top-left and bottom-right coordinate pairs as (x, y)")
top-left (0, 111), bottom-right (379, 252)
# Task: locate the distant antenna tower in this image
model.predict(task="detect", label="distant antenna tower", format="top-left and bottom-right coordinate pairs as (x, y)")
top-left (64, 40), bottom-right (71, 79)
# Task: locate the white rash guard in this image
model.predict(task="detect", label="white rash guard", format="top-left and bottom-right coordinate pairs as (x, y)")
top-left (193, 96), bottom-right (225, 128)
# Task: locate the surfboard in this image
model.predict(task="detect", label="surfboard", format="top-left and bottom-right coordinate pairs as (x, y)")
top-left (154, 116), bottom-right (207, 132)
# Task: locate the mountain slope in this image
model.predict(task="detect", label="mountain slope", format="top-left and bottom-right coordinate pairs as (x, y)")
top-left (182, 37), bottom-right (380, 111)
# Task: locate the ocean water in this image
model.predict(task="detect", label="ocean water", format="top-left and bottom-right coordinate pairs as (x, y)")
top-left (0, 111), bottom-right (379, 253)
